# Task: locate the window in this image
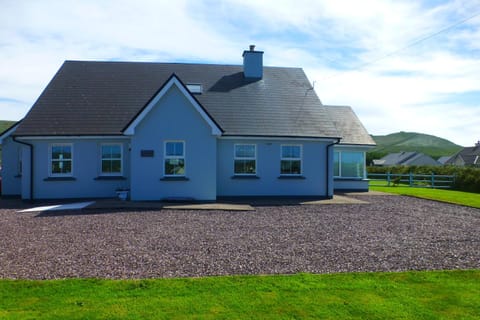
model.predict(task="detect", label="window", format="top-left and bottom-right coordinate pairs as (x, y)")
top-left (334, 151), bottom-right (365, 178)
top-left (164, 141), bottom-right (185, 176)
top-left (186, 84), bottom-right (202, 94)
top-left (234, 144), bottom-right (256, 175)
top-left (281, 145), bottom-right (302, 175)
top-left (101, 144), bottom-right (122, 175)
top-left (50, 144), bottom-right (73, 176)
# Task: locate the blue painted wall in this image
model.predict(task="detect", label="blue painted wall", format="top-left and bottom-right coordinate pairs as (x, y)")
top-left (20, 138), bottom-right (130, 199)
top-left (0, 137), bottom-right (22, 196)
top-left (217, 139), bottom-right (331, 197)
top-left (130, 85), bottom-right (217, 201)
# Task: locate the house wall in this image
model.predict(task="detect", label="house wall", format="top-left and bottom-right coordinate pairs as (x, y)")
top-left (130, 85), bottom-right (217, 201)
top-left (217, 139), bottom-right (331, 197)
top-left (0, 137), bottom-right (22, 196)
top-left (21, 138), bottom-right (130, 199)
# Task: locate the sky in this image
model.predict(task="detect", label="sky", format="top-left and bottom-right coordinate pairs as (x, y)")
top-left (1, 0), bottom-right (479, 146)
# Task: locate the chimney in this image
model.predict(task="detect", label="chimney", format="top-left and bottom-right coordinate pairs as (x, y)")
top-left (242, 45), bottom-right (264, 79)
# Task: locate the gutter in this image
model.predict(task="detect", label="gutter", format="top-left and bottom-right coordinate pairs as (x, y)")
top-left (12, 136), bottom-right (34, 201)
top-left (326, 138), bottom-right (341, 199)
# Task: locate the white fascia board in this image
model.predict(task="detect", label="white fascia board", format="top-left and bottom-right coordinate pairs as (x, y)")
top-left (0, 123), bottom-right (20, 144)
top-left (123, 76), bottom-right (222, 136)
top-left (218, 135), bottom-right (339, 142)
top-left (14, 135), bottom-right (130, 141)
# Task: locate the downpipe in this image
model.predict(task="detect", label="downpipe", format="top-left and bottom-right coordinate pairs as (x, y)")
top-left (12, 136), bottom-right (34, 201)
top-left (326, 138), bottom-right (341, 199)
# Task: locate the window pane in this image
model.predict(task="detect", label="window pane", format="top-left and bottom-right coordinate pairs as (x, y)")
top-left (281, 160), bottom-right (301, 174)
top-left (101, 145), bottom-right (111, 158)
top-left (102, 160), bottom-right (122, 173)
top-left (235, 145), bottom-right (255, 158)
top-left (334, 152), bottom-right (340, 177)
top-left (166, 142), bottom-right (184, 156)
top-left (52, 160), bottom-right (72, 174)
top-left (234, 159), bottom-right (256, 174)
top-left (165, 158), bottom-right (185, 175)
top-left (341, 152), bottom-right (364, 178)
top-left (52, 145), bottom-right (71, 160)
top-left (282, 146), bottom-right (300, 158)
top-left (111, 146), bottom-right (121, 159)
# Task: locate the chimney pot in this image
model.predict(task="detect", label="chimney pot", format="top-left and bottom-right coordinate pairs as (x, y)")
top-left (249, 44), bottom-right (255, 51)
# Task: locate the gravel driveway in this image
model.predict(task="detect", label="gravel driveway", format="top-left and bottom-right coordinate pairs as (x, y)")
top-left (0, 194), bottom-right (479, 279)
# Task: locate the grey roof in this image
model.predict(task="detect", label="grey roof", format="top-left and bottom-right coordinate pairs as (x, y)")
top-left (14, 60), bottom-right (341, 139)
top-left (376, 152), bottom-right (440, 166)
top-left (325, 105), bottom-right (376, 146)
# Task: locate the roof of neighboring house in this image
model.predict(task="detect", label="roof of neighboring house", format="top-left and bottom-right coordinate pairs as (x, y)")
top-left (375, 151), bottom-right (439, 166)
top-left (437, 156), bottom-right (452, 165)
top-left (446, 145), bottom-right (480, 165)
top-left (13, 60), bottom-right (344, 139)
top-left (325, 105), bottom-right (376, 146)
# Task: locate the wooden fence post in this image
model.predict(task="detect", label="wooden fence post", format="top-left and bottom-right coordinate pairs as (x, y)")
top-left (431, 172), bottom-right (435, 188)
top-left (409, 172), bottom-right (413, 187)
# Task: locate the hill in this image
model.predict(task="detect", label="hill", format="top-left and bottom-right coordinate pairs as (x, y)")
top-left (368, 131), bottom-right (463, 162)
top-left (0, 120), bottom-right (17, 165)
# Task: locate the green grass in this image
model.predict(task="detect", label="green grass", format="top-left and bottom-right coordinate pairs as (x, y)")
top-left (0, 271), bottom-right (479, 319)
top-left (370, 185), bottom-right (480, 209)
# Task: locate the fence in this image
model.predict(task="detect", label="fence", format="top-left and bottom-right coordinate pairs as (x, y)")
top-left (368, 172), bottom-right (455, 189)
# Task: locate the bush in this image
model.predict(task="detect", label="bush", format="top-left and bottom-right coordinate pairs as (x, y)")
top-left (367, 165), bottom-right (480, 193)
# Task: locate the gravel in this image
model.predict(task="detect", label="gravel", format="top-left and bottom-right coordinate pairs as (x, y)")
top-left (0, 195), bottom-right (479, 279)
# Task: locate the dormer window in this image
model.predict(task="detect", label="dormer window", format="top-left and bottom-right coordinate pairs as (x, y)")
top-left (186, 84), bottom-right (202, 94)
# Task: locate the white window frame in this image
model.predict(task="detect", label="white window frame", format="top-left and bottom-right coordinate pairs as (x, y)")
top-left (334, 151), bottom-right (340, 177)
top-left (100, 143), bottom-right (123, 176)
top-left (49, 143), bottom-right (73, 177)
top-left (280, 144), bottom-right (302, 176)
top-left (234, 144), bottom-right (257, 175)
top-left (164, 140), bottom-right (186, 177)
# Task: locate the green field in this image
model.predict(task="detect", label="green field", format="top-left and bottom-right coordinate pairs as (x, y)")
top-left (1, 270), bottom-right (479, 319)
top-left (370, 185), bottom-right (480, 209)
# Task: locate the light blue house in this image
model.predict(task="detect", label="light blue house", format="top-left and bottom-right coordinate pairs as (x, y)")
top-left (0, 46), bottom-right (375, 201)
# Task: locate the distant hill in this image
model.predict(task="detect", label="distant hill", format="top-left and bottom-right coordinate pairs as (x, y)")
top-left (0, 120), bottom-right (17, 165)
top-left (368, 131), bottom-right (463, 163)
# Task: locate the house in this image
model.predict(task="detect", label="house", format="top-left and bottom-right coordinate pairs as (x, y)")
top-left (446, 142), bottom-right (480, 166)
top-left (373, 151), bottom-right (440, 166)
top-left (0, 46), bottom-right (375, 201)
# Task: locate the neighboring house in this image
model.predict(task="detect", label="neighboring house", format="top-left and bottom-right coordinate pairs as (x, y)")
top-left (373, 152), bottom-right (440, 166)
top-left (446, 143), bottom-right (480, 166)
top-left (0, 46), bottom-right (375, 201)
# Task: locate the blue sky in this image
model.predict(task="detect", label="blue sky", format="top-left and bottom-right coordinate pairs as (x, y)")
top-left (1, 0), bottom-right (479, 146)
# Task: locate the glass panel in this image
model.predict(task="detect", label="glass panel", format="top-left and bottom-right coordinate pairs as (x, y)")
top-left (52, 160), bottom-right (72, 174)
top-left (235, 145), bottom-right (255, 158)
top-left (341, 152), bottom-right (364, 178)
top-left (166, 142), bottom-right (184, 156)
top-left (101, 145), bottom-right (111, 158)
top-left (102, 160), bottom-right (122, 173)
top-left (334, 152), bottom-right (340, 177)
top-left (111, 146), bottom-right (121, 159)
top-left (52, 145), bottom-right (71, 160)
top-left (282, 146), bottom-right (300, 158)
top-left (234, 159), bottom-right (256, 174)
top-left (165, 159), bottom-right (185, 175)
top-left (281, 160), bottom-right (301, 174)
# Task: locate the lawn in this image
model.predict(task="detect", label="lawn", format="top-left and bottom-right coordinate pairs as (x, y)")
top-left (1, 270), bottom-right (479, 319)
top-left (370, 185), bottom-right (480, 209)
